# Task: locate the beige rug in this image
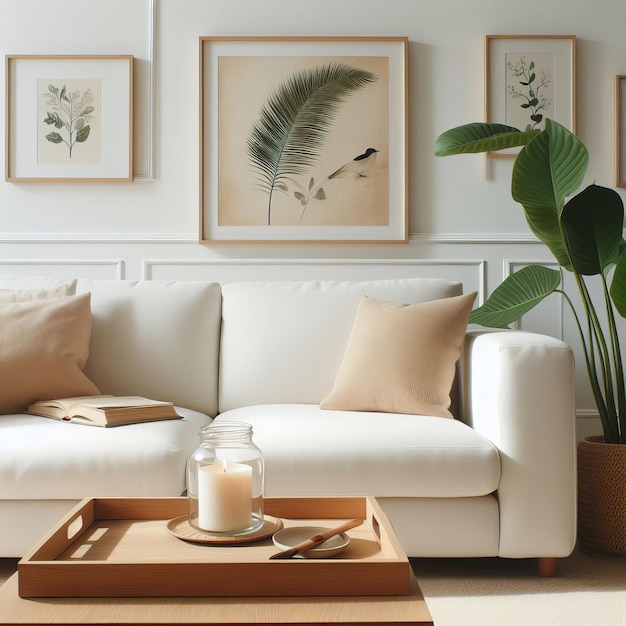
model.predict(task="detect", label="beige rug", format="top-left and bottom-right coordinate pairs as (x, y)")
top-left (412, 547), bottom-right (626, 625)
top-left (1, 549), bottom-right (624, 625)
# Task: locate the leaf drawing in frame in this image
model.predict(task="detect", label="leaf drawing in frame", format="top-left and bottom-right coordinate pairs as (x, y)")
top-left (42, 83), bottom-right (96, 158)
top-left (246, 62), bottom-right (377, 226)
top-left (505, 52), bottom-right (555, 132)
top-left (37, 78), bottom-right (103, 166)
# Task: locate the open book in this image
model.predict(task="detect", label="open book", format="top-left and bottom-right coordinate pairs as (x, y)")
top-left (26, 395), bottom-right (181, 427)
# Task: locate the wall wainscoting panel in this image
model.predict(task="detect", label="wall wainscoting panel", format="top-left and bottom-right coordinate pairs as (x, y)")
top-left (0, 232), bottom-right (541, 245)
top-left (0, 259), bottom-right (125, 279)
top-left (142, 258), bottom-right (487, 301)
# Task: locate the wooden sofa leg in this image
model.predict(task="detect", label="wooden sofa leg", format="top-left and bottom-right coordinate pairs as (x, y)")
top-left (538, 557), bottom-right (557, 577)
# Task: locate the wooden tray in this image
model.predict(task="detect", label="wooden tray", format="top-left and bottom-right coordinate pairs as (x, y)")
top-left (18, 496), bottom-right (411, 598)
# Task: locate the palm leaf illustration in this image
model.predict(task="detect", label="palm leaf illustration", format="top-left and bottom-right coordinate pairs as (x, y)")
top-left (247, 63), bottom-right (377, 225)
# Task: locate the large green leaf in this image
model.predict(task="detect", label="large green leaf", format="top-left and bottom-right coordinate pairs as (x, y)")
top-left (512, 119), bottom-right (588, 268)
top-left (610, 249), bottom-right (626, 317)
top-left (561, 184), bottom-right (624, 276)
top-left (469, 265), bottom-right (562, 327)
top-left (247, 63), bottom-right (376, 224)
top-left (434, 123), bottom-right (539, 156)
top-left (435, 116), bottom-right (626, 443)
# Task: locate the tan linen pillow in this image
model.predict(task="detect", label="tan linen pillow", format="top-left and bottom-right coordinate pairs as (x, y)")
top-left (0, 293), bottom-right (100, 414)
top-left (320, 292), bottom-right (477, 418)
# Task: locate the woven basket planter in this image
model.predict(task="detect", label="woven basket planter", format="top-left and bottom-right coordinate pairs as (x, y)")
top-left (577, 436), bottom-right (626, 556)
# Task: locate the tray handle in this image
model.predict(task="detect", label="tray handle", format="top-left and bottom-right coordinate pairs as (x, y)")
top-left (21, 498), bottom-right (95, 562)
top-left (365, 498), bottom-right (407, 560)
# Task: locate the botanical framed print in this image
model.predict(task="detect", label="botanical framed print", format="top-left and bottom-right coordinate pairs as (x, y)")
top-left (485, 35), bottom-right (576, 157)
top-left (616, 76), bottom-right (626, 188)
top-left (199, 37), bottom-right (408, 243)
top-left (6, 55), bottom-right (134, 182)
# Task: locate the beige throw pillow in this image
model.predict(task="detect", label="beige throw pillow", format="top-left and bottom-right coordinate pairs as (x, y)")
top-left (0, 293), bottom-right (100, 414)
top-left (320, 292), bottom-right (477, 418)
top-left (0, 280), bottom-right (77, 303)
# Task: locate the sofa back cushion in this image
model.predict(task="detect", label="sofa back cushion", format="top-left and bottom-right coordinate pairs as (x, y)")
top-left (219, 278), bottom-right (463, 411)
top-left (77, 279), bottom-right (222, 416)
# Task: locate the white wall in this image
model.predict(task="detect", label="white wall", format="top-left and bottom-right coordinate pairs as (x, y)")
top-left (2, 0), bottom-right (626, 436)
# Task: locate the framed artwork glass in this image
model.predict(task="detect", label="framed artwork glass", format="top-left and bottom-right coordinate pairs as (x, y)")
top-left (616, 76), bottom-right (626, 188)
top-left (199, 37), bottom-right (408, 243)
top-left (6, 55), bottom-right (134, 182)
top-left (485, 35), bottom-right (576, 157)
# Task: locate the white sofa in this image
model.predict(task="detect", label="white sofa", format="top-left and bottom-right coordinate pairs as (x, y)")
top-left (0, 274), bottom-right (577, 574)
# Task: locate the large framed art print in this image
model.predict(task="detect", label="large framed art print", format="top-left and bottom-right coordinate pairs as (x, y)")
top-left (6, 55), bottom-right (134, 182)
top-left (199, 37), bottom-right (408, 243)
top-left (616, 75), bottom-right (626, 188)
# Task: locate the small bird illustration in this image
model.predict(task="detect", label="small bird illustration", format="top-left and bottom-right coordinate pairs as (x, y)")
top-left (328, 148), bottom-right (379, 179)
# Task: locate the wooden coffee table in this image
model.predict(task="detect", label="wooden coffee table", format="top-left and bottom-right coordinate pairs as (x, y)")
top-left (0, 570), bottom-right (434, 625)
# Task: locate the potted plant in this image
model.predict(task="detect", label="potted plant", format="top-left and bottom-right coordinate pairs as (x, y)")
top-left (434, 118), bottom-right (625, 555)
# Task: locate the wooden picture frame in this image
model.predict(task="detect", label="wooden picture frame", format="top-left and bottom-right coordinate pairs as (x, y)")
top-left (6, 55), bottom-right (134, 182)
top-left (616, 76), bottom-right (626, 188)
top-left (485, 35), bottom-right (576, 157)
top-left (199, 37), bottom-right (408, 243)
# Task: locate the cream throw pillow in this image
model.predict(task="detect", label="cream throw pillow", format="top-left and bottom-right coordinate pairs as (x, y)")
top-left (0, 293), bottom-right (100, 414)
top-left (320, 292), bottom-right (477, 418)
top-left (0, 280), bottom-right (77, 303)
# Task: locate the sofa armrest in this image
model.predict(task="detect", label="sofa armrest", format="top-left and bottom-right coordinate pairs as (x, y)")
top-left (459, 329), bottom-right (577, 558)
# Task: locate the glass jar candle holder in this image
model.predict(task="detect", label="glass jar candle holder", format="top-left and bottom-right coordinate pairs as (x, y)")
top-left (187, 421), bottom-right (264, 535)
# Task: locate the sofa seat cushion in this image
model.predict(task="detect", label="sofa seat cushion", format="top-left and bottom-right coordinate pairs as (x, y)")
top-left (0, 408), bottom-right (211, 499)
top-left (214, 405), bottom-right (500, 498)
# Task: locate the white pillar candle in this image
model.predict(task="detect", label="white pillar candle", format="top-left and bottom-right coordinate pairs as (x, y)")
top-left (197, 459), bottom-right (253, 532)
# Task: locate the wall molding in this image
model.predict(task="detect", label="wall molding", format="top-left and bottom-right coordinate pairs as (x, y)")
top-left (133, 0), bottom-right (157, 180)
top-left (503, 258), bottom-right (560, 278)
top-left (142, 256), bottom-right (485, 270)
top-left (410, 232), bottom-right (541, 244)
top-left (0, 233), bottom-right (195, 243)
top-left (0, 259), bottom-right (125, 279)
top-left (0, 232), bottom-right (542, 244)
top-left (142, 257), bottom-right (487, 300)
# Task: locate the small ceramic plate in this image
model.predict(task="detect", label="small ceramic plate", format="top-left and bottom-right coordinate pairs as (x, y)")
top-left (272, 525), bottom-right (350, 558)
